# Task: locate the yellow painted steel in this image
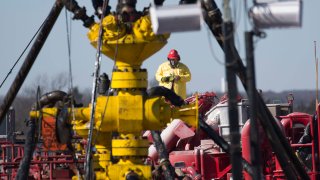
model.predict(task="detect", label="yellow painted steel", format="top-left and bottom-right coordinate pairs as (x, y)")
top-left (111, 71), bottom-right (148, 89)
top-left (108, 159), bottom-right (152, 180)
top-left (29, 94), bottom-right (198, 179)
top-left (87, 15), bottom-right (170, 66)
top-left (29, 96), bottom-right (198, 133)
top-left (30, 108), bottom-right (57, 119)
top-left (30, 13), bottom-right (199, 180)
top-left (112, 134), bottom-right (149, 157)
top-left (93, 133), bottom-right (112, 169)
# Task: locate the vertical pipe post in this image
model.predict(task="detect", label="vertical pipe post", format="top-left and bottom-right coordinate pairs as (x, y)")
top-left (245, 31), bottom-right (262, 180)
top-left (223, 1), bottom-right (242, 179)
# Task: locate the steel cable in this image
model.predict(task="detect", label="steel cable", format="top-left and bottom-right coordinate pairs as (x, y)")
top-left (85, 0), bottom-right (109, 179)
top-left (0, 19), bottom-right (46, 90)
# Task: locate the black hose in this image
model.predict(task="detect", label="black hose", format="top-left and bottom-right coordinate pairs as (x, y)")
top-left (16, 119), bottom-right (37, 180)
top-left (199, 118), bottom-right (258, 178)
top-left (147, 86), bottom-right (185, 106)
top-left (150, 130), bottom-right (175, 180)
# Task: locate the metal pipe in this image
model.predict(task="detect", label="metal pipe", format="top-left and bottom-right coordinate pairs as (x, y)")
top-left (245, 30), bottom-right (262, 180)
top-left (16, 119), bottom-right (36, 180)
top-left (223, 0), bottom-right (242, 178)
top-left (61, 0), bottom-right (95, 28)
top-left (84, 1), bottom-right (108, 179)
top-left (0, 1), bottom-right (64, 125)
top-left (202, 0), bottom-right (309, 179)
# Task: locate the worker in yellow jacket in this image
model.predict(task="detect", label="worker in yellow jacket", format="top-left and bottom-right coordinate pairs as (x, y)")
top-left (155, 49), bottom-right (191, 99)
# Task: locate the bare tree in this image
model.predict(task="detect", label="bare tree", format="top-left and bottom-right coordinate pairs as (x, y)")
top-left (22, 72), bottom-right (68, 98)
top-left (50, 73), bottom-right (69, 91)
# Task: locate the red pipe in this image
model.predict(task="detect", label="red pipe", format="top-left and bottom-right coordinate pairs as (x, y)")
top-left (200, 149), bottom-right (205, 180)
top-left (194, 148), bottom-right (200, 173)
top-left (242, 119), bottom-right (274, 180)
top-left (310, 115), bottom-right (316, 180)
top-left (281, 112), bottom-right (311, 130)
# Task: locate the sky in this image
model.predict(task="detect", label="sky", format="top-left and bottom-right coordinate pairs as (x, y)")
top-left (0, 0), bottom-right (320, 97)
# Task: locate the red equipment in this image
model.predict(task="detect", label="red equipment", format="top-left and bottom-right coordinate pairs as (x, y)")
top-left (151, 94), bottom-right (320, 180)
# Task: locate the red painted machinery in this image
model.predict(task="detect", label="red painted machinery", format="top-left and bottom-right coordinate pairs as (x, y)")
top-left (146, 94), bottom-right (320, 180)
top-left (0, 116), bottom-right (85, 180)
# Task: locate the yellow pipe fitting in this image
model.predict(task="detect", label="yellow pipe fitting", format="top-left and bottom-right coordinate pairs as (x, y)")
top-left (32, 96), bottom-right (197, 133)
top-left (72, 123), bottom-right (89, 138)
top-left (87, 15), bottom-right (169, 65)
top-left (29, 11), bottom-right (201, 179)
top-left (30, 94), bottom-right (198, 134)
top-left (94, 171), bottom-right (108, 180)
top-left (108, 159), bottom-right (152, 180)
top-left (112, 138), bottom-right (149, 157)
top-left (133, 16), bottom-right (156, 40)
top-left (93, 152), bottom-right (111, 170)
top-left (172, 102), bottom-right (199, 129)
top-left (111, 71), bottom-right (148, 89)
top-left (30, 108), bottom-right (58, 119)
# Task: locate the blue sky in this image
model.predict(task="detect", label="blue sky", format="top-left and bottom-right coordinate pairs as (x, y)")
top-left (0, 0), bottom-right (319, 97)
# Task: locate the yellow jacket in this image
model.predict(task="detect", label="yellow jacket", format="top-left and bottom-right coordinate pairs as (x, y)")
top-left (155, 61), bottom-right (191, 99)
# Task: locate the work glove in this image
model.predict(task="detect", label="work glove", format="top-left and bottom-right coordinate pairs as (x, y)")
top-left (161, 76), bottom-right (170, 82)
top-left (168, 75), bottom-right (175, 82)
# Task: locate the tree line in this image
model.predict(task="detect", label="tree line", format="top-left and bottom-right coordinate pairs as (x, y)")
top-left (0, 73), bottom-right (317, 137)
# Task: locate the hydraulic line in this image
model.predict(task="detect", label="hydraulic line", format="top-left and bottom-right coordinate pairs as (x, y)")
top-left (16, 119), bottom-right (36, 180)
top-left (150, 131), bottom-right (175, 180)
top-left (147, 86), bottom-right (185, 107)
top-left (0, 1), bottom-right (64, 125)
top-left (201, 0), bottom-right (309, 179)
top-left (198, 119), bottom-right (255, 177)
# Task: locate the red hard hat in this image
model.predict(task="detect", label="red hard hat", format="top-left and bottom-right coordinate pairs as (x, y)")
top-left (167, 49), bottom-right (180, 60)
